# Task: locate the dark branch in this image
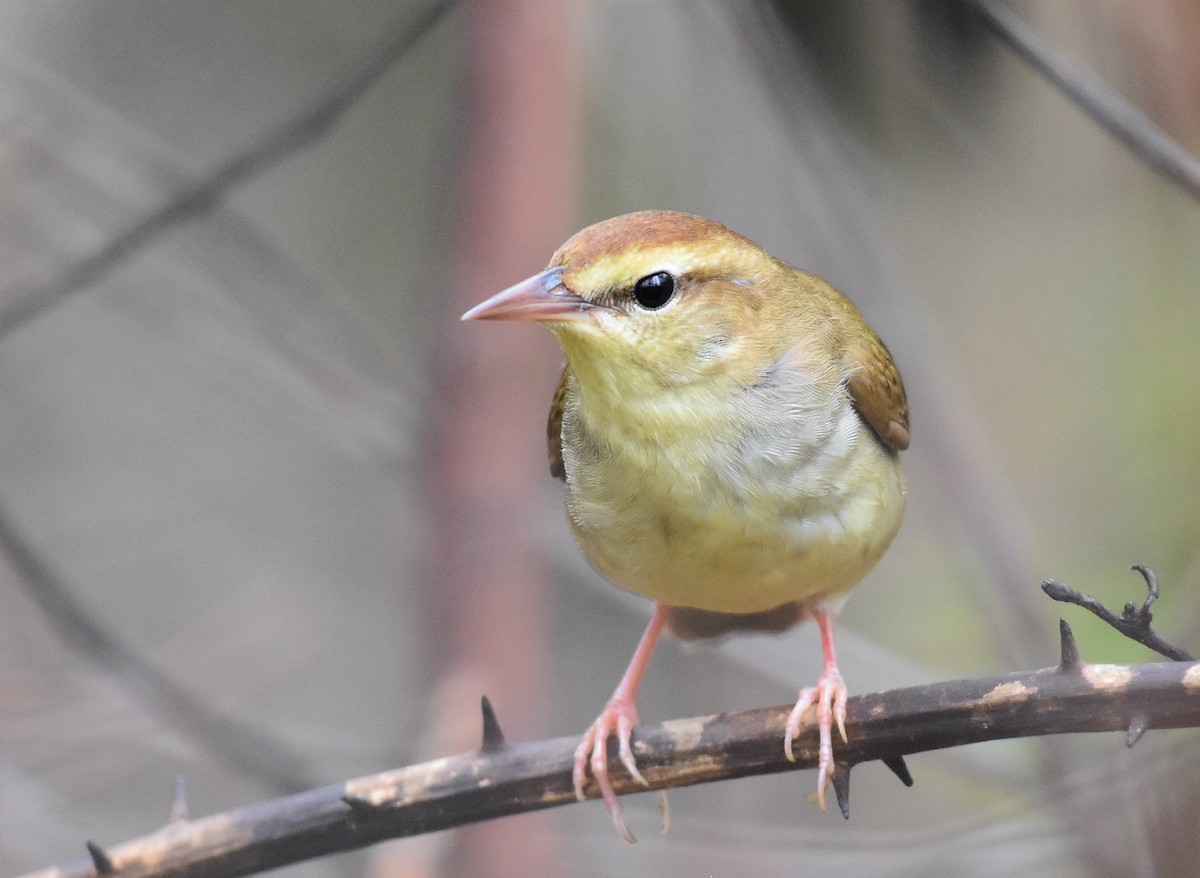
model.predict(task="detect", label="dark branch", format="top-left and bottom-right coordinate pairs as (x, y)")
top-left (1042, 567), bottom-right (1195, 662)
top-left (0, 0), bottom-right (456, 341)
top-left (25, 658), bottom-right (1200, 878)
top-left (969, 0), bottom-right (1200, 204)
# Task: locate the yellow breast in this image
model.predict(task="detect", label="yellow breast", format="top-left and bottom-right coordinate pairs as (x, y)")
top-left (558, 351), bottom-right (906, 614)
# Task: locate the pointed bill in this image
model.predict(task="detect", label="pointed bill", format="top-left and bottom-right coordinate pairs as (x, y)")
top-left (461, 267), bottom-right (593, 322)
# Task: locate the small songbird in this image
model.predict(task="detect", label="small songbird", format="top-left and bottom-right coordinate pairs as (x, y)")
top-left (462, 210), bottom-right (908, 841)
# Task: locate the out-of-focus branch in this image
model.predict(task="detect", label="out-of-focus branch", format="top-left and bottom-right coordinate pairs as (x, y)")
top-left (0, 0), bottom-right (456, 341)
top-left (423, 0), bottom-right (582, 874)
top-left (0, 503), bottom-right (314, 792)
top-left (0, 0), bottom-right (457, 796)
top-left (970, 0), bottom-right (1200, 203)
top-left (25, 639), bottom-right (1200, 878)
top-left (1043, 565), bottom-right (1195, 662)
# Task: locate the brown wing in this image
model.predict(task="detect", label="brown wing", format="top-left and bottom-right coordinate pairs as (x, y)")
top-left (844, 331), bottom-right (910, 452)
top-left (547, 366), bottom-right (570, 481)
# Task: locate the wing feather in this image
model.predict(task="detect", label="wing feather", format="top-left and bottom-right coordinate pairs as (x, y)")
top-left (844, 332), bottom-right (910, 452)
top-left (547, 366), bottom-right (570, 480)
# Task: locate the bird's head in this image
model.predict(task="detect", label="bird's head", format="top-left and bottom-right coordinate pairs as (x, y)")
top-left (462, 210), bottom-right (802, 392)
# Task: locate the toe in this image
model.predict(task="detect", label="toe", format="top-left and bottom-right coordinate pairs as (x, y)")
top-left (572, 732), bottom-right (594, 801)
top-left (575, 700), bottom-right (645, 842)
top-left (783, 687), bottom-right (817, 762)
top-left (784, 670), bottom-right (850, 810)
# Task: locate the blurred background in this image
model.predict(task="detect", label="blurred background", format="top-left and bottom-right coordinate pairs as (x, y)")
top-left (2, 1), bottom-right (1198, 876)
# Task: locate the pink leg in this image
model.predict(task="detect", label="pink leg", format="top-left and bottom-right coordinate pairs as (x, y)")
top-left (573, 604), bottom-right (669, 843)
top-left (783, 608), bottom-right (848, 810)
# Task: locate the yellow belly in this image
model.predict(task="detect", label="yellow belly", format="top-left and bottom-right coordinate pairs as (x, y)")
top-left (561, 391), bottom-right (906, 614)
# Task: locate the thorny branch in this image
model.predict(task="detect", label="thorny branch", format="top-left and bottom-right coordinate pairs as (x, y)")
top-left (23, 603), bottom-right (1200, 878)
top-left (9, 1), bottom-right (1200, 870)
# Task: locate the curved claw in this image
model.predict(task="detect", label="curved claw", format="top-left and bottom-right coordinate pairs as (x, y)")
top-left (615, 709), bottom-right (648, 786)
top-left (783, 688), bottom-right (817, 763)
top-left (782, 666), bottom-right (848, 811)
top-left (572, 697), bottom-right (647, 843)
top-left (572, 606), bottom-right (669, 842)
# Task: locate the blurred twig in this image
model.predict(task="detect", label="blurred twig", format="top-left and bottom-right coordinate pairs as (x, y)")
top-left (24, 641), bottom-right (1200, 878)
top-left (0, 503), bottom-right (313, 792)
top-left (426, 0), bottom-right (580, 872)
top-left (0, 0), bottom-right (457, 796)
top-left (0, 0), bottom-right (456, 341)
top-left (1043, 566), bottom-right (1195, 662)
top-left (970, 0), bottom-right (1200, 204)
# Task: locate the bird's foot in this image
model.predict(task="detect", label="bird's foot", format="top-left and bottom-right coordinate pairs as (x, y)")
top-left (783, 665), bottom-right (848, 810)
top-left (573, 695), bottom-right (648, 843)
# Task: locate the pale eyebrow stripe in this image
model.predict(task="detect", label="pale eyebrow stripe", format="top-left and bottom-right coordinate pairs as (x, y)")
top-left (574, 242), bottom-right (744, 291)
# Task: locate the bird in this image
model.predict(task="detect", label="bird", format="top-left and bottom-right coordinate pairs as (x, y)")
top-left (461, 210), bottom-right (908, 842)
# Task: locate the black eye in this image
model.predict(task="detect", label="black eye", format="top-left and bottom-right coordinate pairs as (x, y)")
top-left (632, 271), bottom-right (676, 310)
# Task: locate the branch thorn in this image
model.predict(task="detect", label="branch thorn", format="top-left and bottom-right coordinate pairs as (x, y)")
top-left (480, 695), bottom-right (506, 752)
top-left (1126, 713), bottom-right (1150, 747)
top-left (341, 794), bottom-right (380, 822)
top-left (168, 775), bottom-right (188, 824)
top-left (86, 841), bottom-right (114, 874)
top-left (831, 764), bottom-right (852, 819)
top-left (882, 754), bottom-right (914, 787)
top-left (1057, 619), bottom-right (1083, 673)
